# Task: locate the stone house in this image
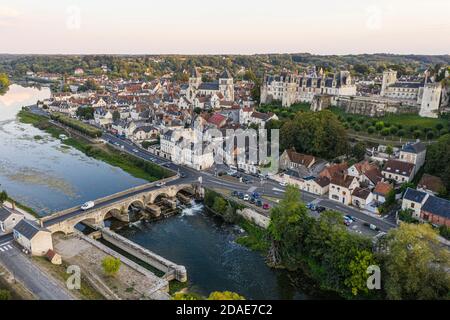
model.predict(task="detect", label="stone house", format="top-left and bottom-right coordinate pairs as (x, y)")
top-left (13, 219), bottom-right (53, 256)
top-left (329, 174), bottom-right (359, 205)
top-left (0, 206), bottom-right (24, 234)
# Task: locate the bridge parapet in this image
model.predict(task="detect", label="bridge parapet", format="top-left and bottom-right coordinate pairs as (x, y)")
top-left (42, 175), bottom-right (180, 223)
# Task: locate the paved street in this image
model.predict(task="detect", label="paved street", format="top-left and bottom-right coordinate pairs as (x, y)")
top-left (103, 132), bottom-right (397, 236)
top-left (0, 241), bottom-right (74, 300)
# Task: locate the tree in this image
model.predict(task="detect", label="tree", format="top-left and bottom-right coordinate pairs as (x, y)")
top-left (382, 223), bottom-right (450, 299)
top-left (367, 126), bottom-right (375, 134)
top-left (351, 142), bottom-right (367, 161)
top-left (112, 110), bottom-right (120, 122)
top-left (0, 289), bottom-right (11, 300)
top-left (212, 197), bottom-right (227, 215)
top-left (0, 73), bottom-right (10, 93)
top-left (280, 110), bottom-right (348, 159)
top-left (0, 190), bottom-right (8, 204)
top-left (425, 134), bottom-right (450, 193)
top-left (102, 256), bottom-right (121, 277)
top-left (207, 291), bottom-right (245, 300)
top-left (385, 145), bottom-right (393, 158)
top-left (76, 106), bottom-right (94, 120)
top-left (345, 250), bottom-right (377, 296)
top-left (375, 121), bottom-right (384, 131)
top-left (267, 185), bottom-right (312, 268)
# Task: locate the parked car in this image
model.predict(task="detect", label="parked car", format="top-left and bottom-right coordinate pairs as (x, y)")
top-left (243, 194), bottom-right (250, 201)
top-left (344, 219), bottom-right (351, 226)
top-left (262, 203), bottom-right (270, 210)
top-left (250, 197), bottom-right (256, 204)
top-left (180, 173), bottom-right (186, 178)
top-left (232, 191), bottom-right (239, 197)
top-left (306, 202), bottom-right (316, 210)
top-left (238, 192), bottom-right (244, 199)
top-left (252, 192), bottom-right (260, 199)
top-left (81, 201), bottom-right (95, 211)
top-left (316, 206), bottom-right (326, 213)
top-left (163, 163), bottom-right (171, 168)
top-left (256, 199), bottom-right (263, 207)
top-left (344, 215), bottom-right (355, 222)
top-left (132, 149), bottom-right (138, 153)
top-left (279, 181), bottom-right (287, 187)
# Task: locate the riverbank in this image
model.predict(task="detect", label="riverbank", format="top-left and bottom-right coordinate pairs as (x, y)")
top-left (17, 110), bottom-right (173, 182)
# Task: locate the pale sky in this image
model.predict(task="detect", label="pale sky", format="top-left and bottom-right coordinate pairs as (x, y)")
top-left (0, 0), bottom-right (449, 55)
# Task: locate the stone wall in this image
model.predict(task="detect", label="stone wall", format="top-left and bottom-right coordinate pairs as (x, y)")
top-left (335, 96), bottom-right (419, 117)
top-left (236, 208), bottom-right (270, 229)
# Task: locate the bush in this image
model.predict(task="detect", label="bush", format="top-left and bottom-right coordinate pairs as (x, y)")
top-left (0, 289), bottom-right (11, 300)
top-left (438, 225), bottom-right (450, 240)
top-left (375, 121), bottom-right (384, 131)
top-left (102, 256), bottom-right (121, 276)
top-left (367, 126), bottom-right (375, 134)
top-left (426, 131), bottom-right (435, 140)
top-left (389, 126), bottom-right (398, 135)
top-left (51, 113), bottom-right (102, 138)
top-left (353, 124), bottom-right (361, 132)
top-left (413, 130), bottom-right (422, 139)
top-left (381, 128), bottom-right (390, 136)
top-left (397, 129), bottom-right (405, 137)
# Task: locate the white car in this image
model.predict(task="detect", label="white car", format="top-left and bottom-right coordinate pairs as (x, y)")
top-left (279, 181), bottom-right (287, 187)
top-left (243, 194), bottom-right (250, 201)
top-left (132, 149), bottom-right (138, 153)
top-left (156, 182), bottom-right (166, 187)
top-left (81, 201), bottom-right (95, 211)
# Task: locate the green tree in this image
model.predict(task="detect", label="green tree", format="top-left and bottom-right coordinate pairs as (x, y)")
top-left (212, 197), bottom-right (227, 215)
top-left (382, 223), bottom-right (450, 299)
top-left (425, 134), bottom-right (450, 193)
top-left (345, 250), bottom-right (377, 296)
top-left (0, 190), bottom-right (8, 204)
top-left (207, 291), bottom-right (245, 300)
top-left (0, 289), bottom-right (11, 300)
top-left (112, 110), bottom-right (120, 122)
top-left (385, 145), bottom-right (393, 157)
top-left (102, 256), bottom-right (121, 277)
top-left (76, 106), bottom-right (95, 120)
top-left (351, 142), bottom-right (367, 161)
top-left (0, 73), bottom-right (10, 93)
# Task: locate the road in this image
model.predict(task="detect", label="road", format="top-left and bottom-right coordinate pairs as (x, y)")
top-left (26, 107), bottom-right (397, 236)
top-left (103, 132), bottom-right (397, 235)
top-left (0, 241), bottom-right (74, 300)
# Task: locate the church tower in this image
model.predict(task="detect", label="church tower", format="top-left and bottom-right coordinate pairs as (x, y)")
top-left (219, 69), bottom-right (234, 101)
top-left (381, 69), bottom-right (397, 96)
top-left (188, 67), bottom-right (201, 102)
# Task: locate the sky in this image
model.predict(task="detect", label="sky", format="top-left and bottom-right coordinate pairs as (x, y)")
top-left (0, 0), bottom-right (449, 55)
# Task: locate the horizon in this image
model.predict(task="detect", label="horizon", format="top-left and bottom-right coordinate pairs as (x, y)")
top-left (1, 0), bottom-right (449, 55)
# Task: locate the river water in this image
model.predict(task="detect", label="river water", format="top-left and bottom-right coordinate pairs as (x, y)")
top-left (0, 84), bottom-right (316, 299)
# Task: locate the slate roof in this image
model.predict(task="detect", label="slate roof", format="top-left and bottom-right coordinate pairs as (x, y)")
top-left (314, 176), bottom-right (330, 188)
top-left (14, 219), bottom-right (49, 239)
top-left (220, 69), bottom-right (232, 79)
top-left (403, 188), bottom-right (428, 203)
top-left (198, 82), bottom-right (220, 91)
top-left (401, 142), bottom-right (426, 154)
top-left (422, 196), bottom-right (450, 219)
top-left (330, 174), bottom-right (356, 188)
top-left (383, 159), bottom-right (415, 177)
top-left (352, 187), bottom-right (372, 200)
top-left (0, 207), bottom-right (13, 222)
top-left (390, 82), bottom-right (422, 89)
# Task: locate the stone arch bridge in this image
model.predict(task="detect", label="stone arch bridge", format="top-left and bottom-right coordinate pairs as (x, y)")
top-left (42, 183), bottom-right (202, 235)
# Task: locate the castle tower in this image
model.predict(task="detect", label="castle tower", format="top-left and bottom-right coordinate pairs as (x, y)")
top-left (219, 69), bottom-right (234, 101)
top-left (381, 69), bottom-right (397, 96)
top-left (419, 82), bottom-right (442, 118)
top-left (188, 67), bottom-right (201, 101)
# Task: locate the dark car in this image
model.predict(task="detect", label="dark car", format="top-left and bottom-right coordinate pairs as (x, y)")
top-left (252, 192), bottom-right (260, 199)
top-left (238, 192), bottom-right (244, 199)
top-left (344, 215), bottom-right (355, 222)
top-left (180, 173), bottom-right (186, 178)
top-left (316, 206), bottom-right (326, 213)
top-left (250, 197), bottom-right (256, 204)
top-left (256, 199), bottom-right (263, 207)
top-left (232, 191), bottom-right (239, 197)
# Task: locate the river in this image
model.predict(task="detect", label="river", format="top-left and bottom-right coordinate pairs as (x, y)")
top-left (0, 84), bottom-right (318, 299)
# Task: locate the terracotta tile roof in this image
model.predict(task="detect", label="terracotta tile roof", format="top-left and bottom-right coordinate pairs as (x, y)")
top-left (286, 149), bottom-right (316, 167)
top-left (320, 162), bottom-right (348, 179)
top-left (314, 176), bottom-right (330, 187)
top-left (418, 174), bottom-right (445, 194)
top-left (330, 173), bottom-right (356, 188)
top-left (352, 187), bottom-right (372, 200)
top-left (373, 181), bottom-right (393, 196)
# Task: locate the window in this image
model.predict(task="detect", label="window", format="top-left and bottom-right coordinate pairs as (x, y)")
top-left (411, 203), bottom-right (415, 208)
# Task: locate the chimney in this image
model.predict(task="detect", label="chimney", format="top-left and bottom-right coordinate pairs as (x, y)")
top-left (12, 201), bottom-right (16, 211)
top-left (39, 219), bottom-right (44, 228)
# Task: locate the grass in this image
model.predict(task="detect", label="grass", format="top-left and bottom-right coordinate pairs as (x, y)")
top-left (7, 197), bottom-right (40, 218)
top-left (18, 110), bottom-right (173, 182)
top-left (32, 257), bottom-right (105, 300)
top-left (235, 219), bottom-right (271, 254)
top-left (258, 102), bottom-right (311, 119)
top-left (169, 280), bottom-right (189, 295)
